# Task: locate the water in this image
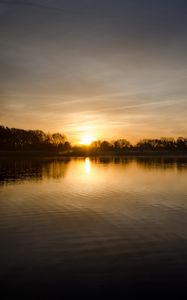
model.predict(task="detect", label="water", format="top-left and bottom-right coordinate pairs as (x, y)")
top-left (0, 157), bottom-right (187, 296)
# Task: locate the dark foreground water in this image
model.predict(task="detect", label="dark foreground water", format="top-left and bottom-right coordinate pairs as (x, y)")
top-left (0, 157), bottom-right (187, 297)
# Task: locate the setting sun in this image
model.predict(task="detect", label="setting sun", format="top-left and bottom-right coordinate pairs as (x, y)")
top-left (80, 135), bottom-right (95, 145)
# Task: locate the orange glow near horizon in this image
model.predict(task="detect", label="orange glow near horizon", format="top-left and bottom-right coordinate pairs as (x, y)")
top-left (80, 135), bottom-right (95, 145)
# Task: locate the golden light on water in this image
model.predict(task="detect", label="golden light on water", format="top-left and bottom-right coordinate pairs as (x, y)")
top-left (85, 157), bottom-right (91, 174)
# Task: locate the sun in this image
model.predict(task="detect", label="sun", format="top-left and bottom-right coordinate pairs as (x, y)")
top-left (80, 135), bottom-right (95, 145)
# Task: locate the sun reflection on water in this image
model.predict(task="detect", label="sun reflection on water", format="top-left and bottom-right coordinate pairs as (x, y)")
top-left (85, 157), bottom-right (91, 174)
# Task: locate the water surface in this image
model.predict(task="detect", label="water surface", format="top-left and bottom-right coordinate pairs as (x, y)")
top-left (0, 157), bottom-right (187, 296)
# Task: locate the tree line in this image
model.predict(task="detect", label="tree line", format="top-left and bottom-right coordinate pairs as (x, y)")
top-left (89, 137), bottom-right (187, 152)
top-left (0, 126), bottom-right (71, 151)
top-left (1, 125), bottom-right (187, 153)
top-left (76, 137), bottom-right (187, 155)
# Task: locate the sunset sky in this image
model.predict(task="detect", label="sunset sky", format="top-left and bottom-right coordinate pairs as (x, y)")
top-left (0, 0), bottom-right (187, 144)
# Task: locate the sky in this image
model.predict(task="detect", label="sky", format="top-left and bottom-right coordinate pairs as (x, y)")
top-left (0, 0), bottom-right (187, 144)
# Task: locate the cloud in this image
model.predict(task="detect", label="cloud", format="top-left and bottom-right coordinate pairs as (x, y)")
top-left (0, 0), bottom-right (187, 141)
top-left (0, 0), bottom-right (73, 13)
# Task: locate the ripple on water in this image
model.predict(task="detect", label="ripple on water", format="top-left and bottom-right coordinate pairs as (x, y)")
top-left (0, 158), bottom-right (187, 291)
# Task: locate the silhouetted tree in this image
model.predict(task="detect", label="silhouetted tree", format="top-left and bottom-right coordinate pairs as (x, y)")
top-left (100, 141), bottom-right (112, 151)
top-left (0, 126), bottom-right (69, 151)
top-left (113, 139), bottom-right (131, 150)
top-left (176, 137), bottom-right (187, 151)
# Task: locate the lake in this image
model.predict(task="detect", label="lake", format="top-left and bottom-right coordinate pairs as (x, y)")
top-left (0, 157), bottom-right (187, 297)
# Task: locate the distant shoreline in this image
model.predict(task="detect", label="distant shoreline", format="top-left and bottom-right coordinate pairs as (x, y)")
top-left (1, 150), bottom-right (187, 159)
